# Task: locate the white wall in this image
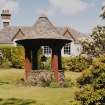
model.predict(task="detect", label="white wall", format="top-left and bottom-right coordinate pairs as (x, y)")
top-left (70, 42), bottom-right (82, 56)
top-left (61, 42), bottom-right (82, 57)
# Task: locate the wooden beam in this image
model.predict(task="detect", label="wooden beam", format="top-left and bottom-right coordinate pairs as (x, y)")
top-left (24, 47), bottom-right (32, 80)
top-left (51, 47), bottom-right (62, 82)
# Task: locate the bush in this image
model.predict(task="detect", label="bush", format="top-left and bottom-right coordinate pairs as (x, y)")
top-left (75, 85), bottom-right (105, 105)
top-left (77, 55), bottom-right (105, 87)
top-left (0, 59), bottom-right (12, 68)
top-left (0, 46), bottom-right (24, 69)
top-left (11, 46), bottom-right (24, 69)
top-left (75, 55), bottom-right (105, 105)
top-left (62, 56), bottom-right (91, 72)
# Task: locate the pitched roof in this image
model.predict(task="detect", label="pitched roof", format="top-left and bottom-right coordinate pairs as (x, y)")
top-left (0, 26), bottom-right (18, 44)
top-left (0, 15), bottom-right (87, 44)
top-left (14, 16), bottom-right (72, 41)
top-left (56, 27), bottom-right (87, 43)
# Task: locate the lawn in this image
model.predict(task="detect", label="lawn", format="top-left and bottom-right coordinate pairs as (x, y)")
top-left (0, 69), bottom-right (81, 105)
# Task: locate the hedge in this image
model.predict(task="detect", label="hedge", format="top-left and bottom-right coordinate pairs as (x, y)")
top-left (0, 46), bottom-right (47, 69)
top-left (0, 46), bottom-right (24, 69)
top-left (62, 56), bottom-right (91, 72)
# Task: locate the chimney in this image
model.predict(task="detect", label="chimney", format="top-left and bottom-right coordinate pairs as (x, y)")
top-left (1, 10), bottom-right (11, 28)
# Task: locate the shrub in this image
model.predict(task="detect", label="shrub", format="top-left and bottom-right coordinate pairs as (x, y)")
top-left (77, 55), bottom-right (105, 87)
top-left (62, 56), bottom-right (91, 72)
top-left (0, 46), bottom-right (24, 69)
top-left (0, 46), bottom-right (12, 62)
top-left (11, 46), bottom-right (24, 69)
top-left (75, 55), bottom-right (105, 105)
top-left (75, 85), bottom-right (105, 105)
top-left (0, 59), bottom-right (12, 68)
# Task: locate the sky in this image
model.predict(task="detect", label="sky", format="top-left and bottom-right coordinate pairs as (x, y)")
top-left (0, 0), bottom-right (105, 33)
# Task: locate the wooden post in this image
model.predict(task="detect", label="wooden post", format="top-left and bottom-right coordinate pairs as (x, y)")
top-left (51, 47), bottom-right (62, 82)
top-left (24, 47), bottom-right (32, 80)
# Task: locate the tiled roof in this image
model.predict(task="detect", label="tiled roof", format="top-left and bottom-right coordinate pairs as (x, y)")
top-left (0, 15), bottom-right (87, 44)
top-left (56, 27), bottom-right (87, 43)
top-left (0, 26), bottom-right (19, 44)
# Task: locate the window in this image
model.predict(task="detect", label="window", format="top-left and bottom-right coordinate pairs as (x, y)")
top-left (64, 43), bottom-right (71, 55)
top-left (43, 46), bottom-right (51, 55)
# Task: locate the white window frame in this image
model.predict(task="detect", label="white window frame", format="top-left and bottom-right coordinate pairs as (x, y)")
top-left (64, 43), bottom-right (71, 55)
top-left (43, 46), bottom-right (52, 55)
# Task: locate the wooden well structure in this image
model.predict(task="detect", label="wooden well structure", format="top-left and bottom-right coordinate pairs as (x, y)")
top-left (14, 15), bottom-right (71, 82)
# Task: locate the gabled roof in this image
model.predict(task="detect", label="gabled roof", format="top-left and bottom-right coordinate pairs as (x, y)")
top-left (63, 28), bottom-right (76, 42)
top-left (13, 15), bottom-right (72, 41)
top-left (56, 27), bottom-right (87, 43)
top-left (0, 15), bottom-right (87, 44)
top-left (0, 26), bottom-right (19, 44)
top-left (11, 29), bottom-right (25, 41)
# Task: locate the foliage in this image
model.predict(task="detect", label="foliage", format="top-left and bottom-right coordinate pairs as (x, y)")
top-left (37, 48), bottom-right (51, 70)
top-left (62, 56), bottom-right (91, 72)
top-left (11, 46), bottom-right (24, 69)
top-left (0, 46), bottom-right (24, 69)
top-left (82, 26), bottom-right (105, 57)
top-left (76, 55), bottom-right (105, 105)
top-left (75, 85), bottom-right (105, 105)
top-left (100, 3), bottom-right (105, 19)
top-left (40, 57), bottom-right (51, 70)
top-left (37, 48), bottom-right (43, 70)
top-left (0, 46), bottom-right (13, 68)
top-left (0, 60), bottom-right (12, 68)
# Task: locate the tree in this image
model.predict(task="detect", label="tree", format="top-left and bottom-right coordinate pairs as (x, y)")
top-left (82, 1), bottom-right (105, 57)
top-left (73, 3), bottom-right (105, 105)
top-left (82, 26), bottom-right (105, 57)
top-left (100, 1), bottom-right (105, 19)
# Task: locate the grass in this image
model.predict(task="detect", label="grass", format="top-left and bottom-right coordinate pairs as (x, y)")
top-left (0, 98), bottom-right (36, 105)
top-left (0, 69), bottom-right (81, 105)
